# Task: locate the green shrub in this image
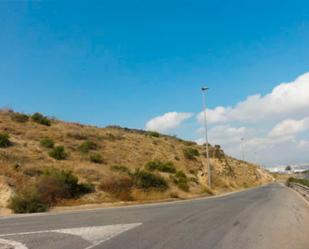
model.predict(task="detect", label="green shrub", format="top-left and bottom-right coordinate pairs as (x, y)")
top-left (49, 146), bottom-right (67, 160)
top-left (183, 147), bottom-right (200, 160)
top-left (90, 153), bottom-right (104, 164)
top-left (177, 181), bottom-right (189, 192)
top-left (190, 177), bottom-right (199, 184)
top-left (9, 169), bottom-right (93, 213)
top-left (173, 171), bottom-right (189, 192)
top-left (78, 140), bottom-right (98, 153)
top-left (31, 112), bottom-right (51, 126)
top-left (110, 165), bottom-right (130, 173)
top-left (175, 170), bottom-right (187, 179)
top-left (42, 168), bottom-right (94, 199)
top-left (11, 112), bottom-right (29, 123)
top-left (145, 160), bottom-right (176, 173)
top-left (40, 138), bottom-right (54, 148)
top-left (147, 131), bottom-right (160, 138)
top-left (145, 161), bottom-right (159, 171)
top-left (132, 169), bottom-right (168, 191)
top-left (287, 177), bottom-right (309, 188)
top-left (9, 188), bottom-right (47, 213)
top-left (0, 132), bottom-right (11, 148)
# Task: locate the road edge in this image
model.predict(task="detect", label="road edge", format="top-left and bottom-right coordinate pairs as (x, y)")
top-left (0, 183), bottom-right (274, 220)
top-left (285, 184), bottom-right (309, 207)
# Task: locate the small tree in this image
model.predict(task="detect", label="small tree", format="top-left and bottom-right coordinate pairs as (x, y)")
top-left (285, 165), bottom-right (292, 171)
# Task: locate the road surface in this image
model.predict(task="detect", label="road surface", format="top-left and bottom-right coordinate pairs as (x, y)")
top-left (0, 183), bottom-right (308, 249)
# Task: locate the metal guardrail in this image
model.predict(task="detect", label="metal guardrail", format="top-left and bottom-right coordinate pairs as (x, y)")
top-left (290, 182), bottom-right (309, 201)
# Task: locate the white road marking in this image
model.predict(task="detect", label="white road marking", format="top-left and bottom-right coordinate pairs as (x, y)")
top-left (0, 238), bottom-right (28, 249)
top-left (0, 223), bottom-right (142, 249)
top-left (55, 223), bottom-right (142, 249)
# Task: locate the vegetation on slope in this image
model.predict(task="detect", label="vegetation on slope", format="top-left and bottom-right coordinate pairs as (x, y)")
top-left (0, 109), bottom-right (273, 213)
top-left (286, 177), bottom-right (309, 188)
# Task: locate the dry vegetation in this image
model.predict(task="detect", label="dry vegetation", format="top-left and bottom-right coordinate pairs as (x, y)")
top-left (0, 109), bottom-right (273, 213)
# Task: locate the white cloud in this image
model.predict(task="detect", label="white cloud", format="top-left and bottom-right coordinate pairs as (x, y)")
top-left (197, 72), bottom-right (309, 124)
top-left (145, 112), bottom-right (193, 133)
top-left (298, 140), bottom-right (309, 149)
top-left (196, 106), bottom-right (229, 124)
top-left (195, 72), bottom-right (309, 166)
top-left (208, 125), bottom-right (249, 145)
top-left (268, 117), bottom-right (309, 138)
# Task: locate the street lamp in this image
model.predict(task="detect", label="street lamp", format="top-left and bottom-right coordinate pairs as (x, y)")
top-left (240, 137), bottom-right (245, 161)
top-left (201, 87), bottom-right (211, 188)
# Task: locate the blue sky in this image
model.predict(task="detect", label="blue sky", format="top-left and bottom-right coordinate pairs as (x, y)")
top-left (1, 0), bottom-right (309, 166)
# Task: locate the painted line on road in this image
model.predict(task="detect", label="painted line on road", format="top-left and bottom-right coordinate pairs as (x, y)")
top-left (0, 238), bottom-right (28, 249)
top-left (0, 223), bottom-right (142, 249)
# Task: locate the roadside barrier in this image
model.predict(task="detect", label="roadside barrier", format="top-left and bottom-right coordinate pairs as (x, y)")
top-left (289, 182), bottom-right (309, 201)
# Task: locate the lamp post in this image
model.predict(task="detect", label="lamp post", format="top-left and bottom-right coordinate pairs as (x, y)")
top-left (240, 137), bottom-right (245, 161)
top-left (240, 137), bottom-right (247, 177)
top-left (201, 87), bottom-right (211, 188)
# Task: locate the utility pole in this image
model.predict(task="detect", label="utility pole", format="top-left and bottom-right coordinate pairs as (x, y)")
top-left (240, 137), bottom-right (245, 161)
top-left (201, 87), bottom-right (211, 188)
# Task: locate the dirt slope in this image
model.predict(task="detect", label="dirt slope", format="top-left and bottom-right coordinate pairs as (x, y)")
top-left (0, 110), bottom-right (273, 211)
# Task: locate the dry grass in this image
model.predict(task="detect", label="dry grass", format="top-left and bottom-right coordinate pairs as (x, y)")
top-left (0, 110), bottom-right (274, 208)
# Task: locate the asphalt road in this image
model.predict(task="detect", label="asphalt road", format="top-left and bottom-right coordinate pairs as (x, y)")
top-left (0, 183), bottom-right (308, 249)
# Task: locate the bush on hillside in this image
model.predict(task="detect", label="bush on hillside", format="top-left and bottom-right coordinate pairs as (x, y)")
top-left (78, 140), bottom-right (98, 153)
top-left (37, 176), bottom-right (71, 205)
top-left (49, 146), bottom-right (67, 160)
top-left (0, 132), bottom-right (11, 148)
top-left (110, 165), bottom-right (130, 173)
top-left (145, 160), bottom-right (176, 173)
top-left (183, 147), bottom-right (200, 160)
top-left (9, 169), bottom-right (93, 213)
top-left (102, 133), bottom-right (124, 141)
top-left (39, 168), bottom-right (93, 203)
top-left (67, 131), bottom-right (89, 140)
top-left (22, 167), bottom-right (43, 177)
top-left (99, 176), bottom-right (133, 201)
top-left (9, 188), bottom-right (47, 214)
top-left (90, 153), bottom-right (104, 164)
top-left (10, 112), bottom-right (29, 123)
top-left (132, 169), bottom-right (168, 191)
top-left (173, 171), bottom-right (189, 192)
top-left (31, 113), bottom-right (51, 126)
top-left (40, 137), bottom-right (54, 148)
top-left (147, 131), bottom-right (160, 138)
top-left (286, 177), bottom-right (309, 188)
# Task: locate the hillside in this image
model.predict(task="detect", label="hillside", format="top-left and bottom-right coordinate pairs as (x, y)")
top-left (0, 110), bottom-right (273, 214)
